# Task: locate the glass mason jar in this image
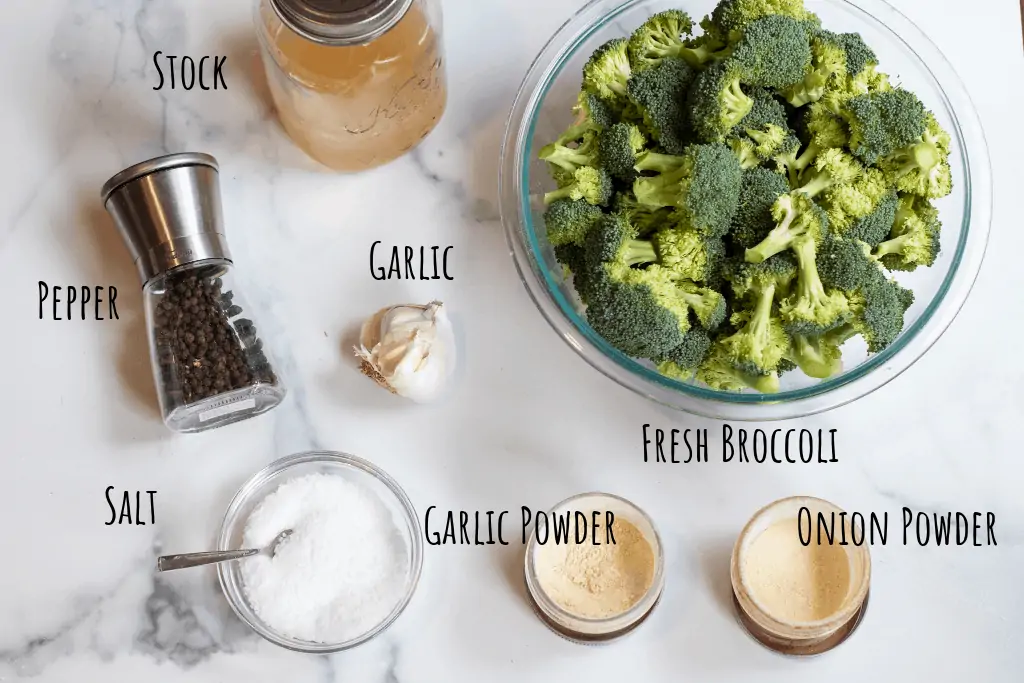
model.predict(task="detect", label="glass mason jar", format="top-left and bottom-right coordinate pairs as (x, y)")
top-left (145, 259), bottom-right (286, 432)
top-left (255, 0), bottom-right (447, 172)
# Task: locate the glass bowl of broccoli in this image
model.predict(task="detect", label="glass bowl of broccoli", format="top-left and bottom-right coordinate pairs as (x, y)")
top-left (499, 0), bottom-right (991, 419)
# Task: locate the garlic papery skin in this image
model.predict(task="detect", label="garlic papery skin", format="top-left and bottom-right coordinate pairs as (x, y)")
top-left (355, 301), bottom-right (456, 403)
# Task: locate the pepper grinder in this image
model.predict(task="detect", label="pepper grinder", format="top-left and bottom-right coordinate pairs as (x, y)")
top-left (103, 153), bottom-right (286, 433)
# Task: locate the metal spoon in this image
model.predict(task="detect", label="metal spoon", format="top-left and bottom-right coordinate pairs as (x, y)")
top-left (156, 529), bottom-right (294, 572)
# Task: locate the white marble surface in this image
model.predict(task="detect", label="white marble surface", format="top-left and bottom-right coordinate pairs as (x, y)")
top-left (1, 0), bottom-right (1022, 680)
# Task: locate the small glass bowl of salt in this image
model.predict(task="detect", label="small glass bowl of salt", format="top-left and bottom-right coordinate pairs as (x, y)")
top-left (217, 451), bottom-right (423, 653)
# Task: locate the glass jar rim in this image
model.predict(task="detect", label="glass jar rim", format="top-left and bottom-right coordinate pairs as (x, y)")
top-left (269, 0), bottom-right (415, 45)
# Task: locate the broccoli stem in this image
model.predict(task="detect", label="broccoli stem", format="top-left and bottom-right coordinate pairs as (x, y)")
top-left (728, 139), bottom-right (760, 170)
top-left (544, 184), bottom-right (580, 205)
top-left (731, 367), bottom-right (780, 393)
top-left (745, 196), bottom-right (800, 263)
top-left (635, 152), bottom-right (685, 173)
top-left (539, 144), bottom-right (592, 172)
top-left (873, 233), bottom-right (912, 259)
top-left (556, 118), bottom-right (591, 147)
top-left (792, 237), bottom-right (830, 308)
top-left (634, 168), bottom-right (689, 208)
top-left (678, 41), bottom-right (730, 68)
top-left (624, 240), bottom-right (658, 266)
top-left (788, 335), bottom-right (841, 379)
top-left (890, 139), bottom-right (942, 178)
top-left (795, 167), bottom-right (834, 198)
top-left (785, 70), bottom-right (828, 107)
top-left (774, 149), bottom-right (802, 186)
top-left (823, 323), bottom-right (858, 346)
top-left (723, 79), bottom-right (753, 127)
top-left (750, 283), bottom-right (777, 347)
top-left (792, 141), bottom-right (823, 174)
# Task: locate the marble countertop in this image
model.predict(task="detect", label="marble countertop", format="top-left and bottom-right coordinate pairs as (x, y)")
top-left (1, 0), bottom-right (1022, 681)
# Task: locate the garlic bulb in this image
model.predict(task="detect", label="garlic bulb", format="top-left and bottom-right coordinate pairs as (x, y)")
top-left (355, 301), bottom-right (456, 403)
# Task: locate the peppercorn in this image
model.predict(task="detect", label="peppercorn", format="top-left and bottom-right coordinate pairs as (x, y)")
top-left (152, 266), bottom-right (276, 408)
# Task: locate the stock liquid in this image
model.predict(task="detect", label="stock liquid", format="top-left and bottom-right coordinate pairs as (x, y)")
top-left (259, 1), bottom-right (446, 171)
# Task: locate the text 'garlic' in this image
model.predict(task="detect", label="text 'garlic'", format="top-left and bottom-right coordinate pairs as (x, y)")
top-left (355, 301), bottom-right (456, 403)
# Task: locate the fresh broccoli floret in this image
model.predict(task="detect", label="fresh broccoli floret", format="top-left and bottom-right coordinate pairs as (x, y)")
top-left (778, 235), bottom-right (850, 335)
top-left (786, 333), bottom-right (843, 378)
top-left (822, 166), bottom-right (891, 235)
top-left (626, 57), bottom-right (695, 154)
top-left (538, 131), bottom-right (599, 173)
top-left (719, 276), bottom-right (790, 375)
top-left (740, 87), bottom-right (791, 130)
top-left (553, 244), bottom-right (596, 302)
top-left (785, 103), bottom-right (851, 178)
top-left (783, 30), bottom-right (847, 107)
top-left (633, 143), bottom-right (742, 238)
top-left (744, 191), bottom-right (828, 263)
top-left (653, 226), bottom-right (725, 282)
top-left (550, 92), bottom-right (615, 148)
top-left (841, 88), bottom-right (927, 165)
top-left (676, 30), bottom-right (730, 68)
top-left (584, 213), bottom-right (658, 269)
top-left (729, 137), bottom-right (761, 170)
top-left (613, 192), bottom-right (674, 235)
top-left (873, 194), bottom-right (941, 271)
top-left (638, 263), bottom-right (728, 329)
top-left (543, 166), bottom-right (614, 206)
top-left (599, 123), bottom-right (646, 182)
top-left (745, 125), bottom-right (792, 162)
top-left (657, 325), bottom-right (714, 379)
top-left (816, 235), bottom-right (879, 293)
top-left (697, 344), bottom-right (781, 392)
top-left (878, 112), bottom-right (952, 199)
top-left (709, 0), bottom-right (816, 42)
top-left (769, 133), bottom-right (803, 180)
top-left (725, 251), bottom-right (798, 300)
top-left (627, 10), bottom-right (695, 71)
top-left (836, 32), bottom-right (877, 82)
top-left (544, 199), bottom-right (605, 247)
top-left (687, 60), bottom-right (754, 142)
top-left (841, 188), bottom-right (898, 245)
top-left (718, 255), bottom-right (796, 375)
top-left (729, 15), bottom-right (812, 89)
top-left (583, 39), bottom-right (634, 107)
top-left (728, 91), bottom-right (795, 168)
top-left (585, 268), bottom-right (691, 359)
top-left (677, 278), bottom-right (728, 329)
top-left (731, 167), bottom-right (791, 249)
top-left (783, 30), bottom-right (880, 107)
top-left (838, 275), bottom-right (912, 352)
top-left (582, 217), bottom-right (689, 359)
top-left (796, 148), bottom-right (863, 198)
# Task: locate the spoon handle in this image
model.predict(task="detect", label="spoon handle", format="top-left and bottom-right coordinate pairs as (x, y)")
top-left (157, 549), bottom-right (259, 571)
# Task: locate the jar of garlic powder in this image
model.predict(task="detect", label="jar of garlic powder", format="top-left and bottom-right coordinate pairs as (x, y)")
top-left (255, 0), bottom-right (447, 172)
top-left (524, 493), bottom-right (665, 644)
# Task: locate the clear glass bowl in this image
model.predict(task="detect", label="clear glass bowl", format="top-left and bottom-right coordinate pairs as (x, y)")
top-left (217, 451), bottom-right (423, 653)
top-left (499, 0), bottom-right (992, 419)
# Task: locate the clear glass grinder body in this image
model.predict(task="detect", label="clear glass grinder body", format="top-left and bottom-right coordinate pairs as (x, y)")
top-left (255, 0), bottom-right (447, 172)
top-left (144, 260), bottom-right (285, 432)
top-left (102, 153), bottom-right (286, 433)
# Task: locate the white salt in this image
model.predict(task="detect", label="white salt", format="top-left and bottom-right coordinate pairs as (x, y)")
top-left (241, 472), bottom-right (408, 643)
